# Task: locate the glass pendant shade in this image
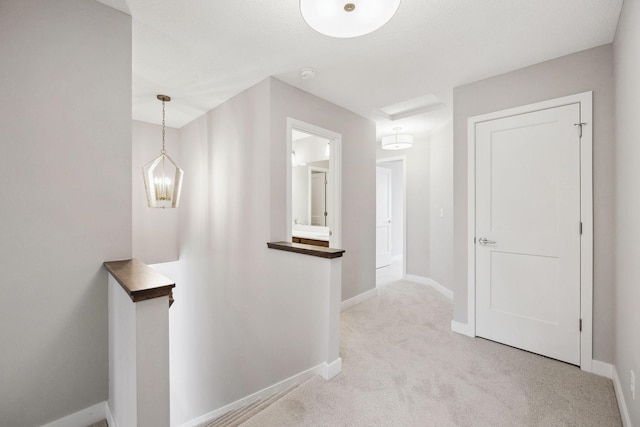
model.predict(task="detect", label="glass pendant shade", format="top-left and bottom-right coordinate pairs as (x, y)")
top-left (300, 0), bottom-right (401, 38)
top-left (143, 94), bottom-right (184, 208)
top-left (143, 153), bottom-right (183, 208)
top-left (382, 132), bottom-right (413, 150)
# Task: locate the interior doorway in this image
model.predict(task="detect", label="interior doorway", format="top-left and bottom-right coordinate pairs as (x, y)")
top-left (376, 158), bottom-right (406, 286)
top-left (467, 92), bottom-right (593, 370)
top-left (310, 170), bottom-right (328, 226)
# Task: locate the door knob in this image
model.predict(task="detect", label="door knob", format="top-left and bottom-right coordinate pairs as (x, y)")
top-left (478, 237), bottom-right (496, 245)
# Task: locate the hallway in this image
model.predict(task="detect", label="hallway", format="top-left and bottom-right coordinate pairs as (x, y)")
top-left (242, 280), bottom-right (621, 426)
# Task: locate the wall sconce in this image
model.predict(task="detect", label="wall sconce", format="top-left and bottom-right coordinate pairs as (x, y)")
top-left (381, 127), bottom-right (413, 150)
top-left (142, 95), bottom-right (184, 208)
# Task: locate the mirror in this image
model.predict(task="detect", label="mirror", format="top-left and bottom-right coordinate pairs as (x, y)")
top-left (291, 129), bottom-right (332, 245)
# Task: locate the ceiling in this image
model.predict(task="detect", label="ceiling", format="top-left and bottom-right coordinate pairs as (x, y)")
top-left (97, 0), bottom-right (623, 140)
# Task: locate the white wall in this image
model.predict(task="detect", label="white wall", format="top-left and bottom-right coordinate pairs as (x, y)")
top-left (270, 78), bottom-right (377, 301)
top-left (133, 121), bottom-right (180, 264)
top-left (613, 2), bottom-right (640, 424)
top-left (377, 136), bottom-right (430, 278)
top-left (108, 276), bottom-right (138, 427)
top-left (293, 135), bottom-right (330, 165)
top-left (377, 161), bottom-right (404, 257)
top-left (0, 1), bottom-right (132, 426)
top-left (452, 45), bottom-right (615, 363)
top-left (168, 78), bottom-right (357, 425)
top-left (429, 121), bottom-right (454, 289)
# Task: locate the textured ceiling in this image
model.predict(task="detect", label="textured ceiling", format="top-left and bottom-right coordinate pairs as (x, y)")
top-left (97, 0), bottom-right (623, 139)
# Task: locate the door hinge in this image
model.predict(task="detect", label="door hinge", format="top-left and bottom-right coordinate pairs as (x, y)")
top-left (580, 222), bottom-right (583, 235)
top-left (579, 319), bottom-right (582, 332)
top-left (324, 212), bottom-right (327, 217)
top-left (574, 122), bottom-right (587, 138)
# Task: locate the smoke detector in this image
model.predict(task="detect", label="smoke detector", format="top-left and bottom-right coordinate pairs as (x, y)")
top-left (301, 68), bottom-right (316, 80)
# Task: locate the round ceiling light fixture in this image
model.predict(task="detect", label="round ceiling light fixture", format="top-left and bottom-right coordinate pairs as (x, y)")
top-left (300, 0), bottom-right (402, 38)
top-left (381, 127), bottom-right (413, 150)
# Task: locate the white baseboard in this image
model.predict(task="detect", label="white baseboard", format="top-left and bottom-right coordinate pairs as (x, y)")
top-left (612, 366), bottom-right (632, 427)
top-left (322, 357), bottom-right (343, 380)
top-left (41, 401), bottom-right (107, 427)
top-left (105, 401), bottom-right (117, 427)
top-left (178, 362), bottom-right (331, 427)
top-left (404, 275), bottom-right (453, 300)
top-left (591, 359), bottom-right (613, 379)
top-left (450, 320), bottom-right (475, 337)
top-left (341, 288), bottom-right (378, 311)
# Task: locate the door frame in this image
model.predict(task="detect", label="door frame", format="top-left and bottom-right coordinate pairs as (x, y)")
top-left (308, 167), bottom-right (329, 225)
top-left (376, 157), bottom-right (407, 278)
top-left (375, 165), bottom-right (393, 269)
top-left (466, 92), bottom-right (593, 371)
top-left (287, 118), bottom-right (342, 248)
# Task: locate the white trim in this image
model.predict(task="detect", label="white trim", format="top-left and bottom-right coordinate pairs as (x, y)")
top-left (578, 93), bottom-right (594, 372)
top-left (287, 118), bottom-right (342, 248)
top-left (341, 288), bottom-right (378, 311)
top-left (613, 366), bottom-right (632, 427)
top-left (466, 117), bottom-right (477, 338)
top-left (178, 362), bottom-right (332, 427)
top-left (106, 402), bottom-right (117, 427)
top-left (377, 156), bottom-right (407, 277)
top-left (466, 92), bottom-right (594, 370)
top-left (322, 357), bottom-right (343, 380)
top-left (40, 401), bottom-right (107, 427)
top-left (451, 320), bottom-right (475, 337)
top-left (391, 254), bottom-right (403, 263)
top-left (591, 360), bottom-right (613, 379)
top-left (307, 166), bottom-right (329, 226)
top-left (404, 275), bottom-right (453, 300)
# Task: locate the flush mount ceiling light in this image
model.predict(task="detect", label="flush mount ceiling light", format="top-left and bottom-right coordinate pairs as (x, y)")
top-left (300, 0), bottom-right (402, 38)
top-left (382, 127), bottom-right (413, 150)
top-left (142, 95), bottom-right (184, 208)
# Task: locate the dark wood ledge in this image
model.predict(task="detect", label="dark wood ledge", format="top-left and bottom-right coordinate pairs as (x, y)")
top-left (104, 258), bottom-right (175, 306)
top-left (267, 241), bottom-right (345, 259)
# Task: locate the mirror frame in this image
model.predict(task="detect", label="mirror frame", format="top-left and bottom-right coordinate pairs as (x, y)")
top-left (286, 118), bottom-right (342, 248)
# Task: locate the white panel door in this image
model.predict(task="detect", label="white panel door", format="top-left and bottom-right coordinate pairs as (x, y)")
top-left (311, 172), bottom-right (326, 226)
top-left (475, 103), bottom-right (581, 365)
top-left (376, 166), bottom-right (392, 269)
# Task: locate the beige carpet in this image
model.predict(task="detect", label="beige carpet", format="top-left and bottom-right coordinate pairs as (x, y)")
top-left (243, 280), bottom-right (622, 426)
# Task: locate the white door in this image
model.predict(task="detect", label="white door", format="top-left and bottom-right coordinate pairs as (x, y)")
top-left (376, 166), bottom-right (392, 269)
top-left (311, 172), bottom-right (326, 226)
top-left (475, 103), bottom-right (581, 365)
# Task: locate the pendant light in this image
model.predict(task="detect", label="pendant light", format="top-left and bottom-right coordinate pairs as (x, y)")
top-left (382, 127), bottom-right (413, 150)
top-left (142, 95), bottom-right (184, 208)
top-left (300, 0), bottom-right (402, 38)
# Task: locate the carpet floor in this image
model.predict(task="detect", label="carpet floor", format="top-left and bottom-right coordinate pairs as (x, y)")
top-left (243, 280), bottom-right (622, 426)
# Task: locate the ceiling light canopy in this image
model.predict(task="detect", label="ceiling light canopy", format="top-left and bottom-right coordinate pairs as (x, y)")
top-left (382, 127), bottom-right (413, 150)
top-left (300, 0), bottom-right (402, 38)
